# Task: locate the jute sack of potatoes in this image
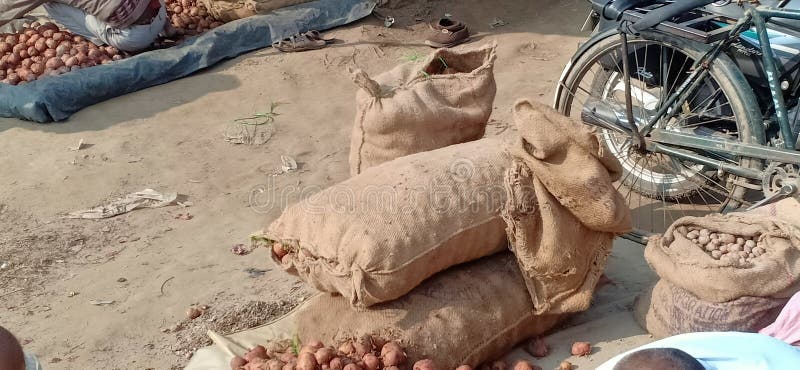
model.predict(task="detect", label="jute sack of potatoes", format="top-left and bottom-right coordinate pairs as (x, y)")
top-left (349, 44), bottom-right (497, 175)
top-left (262, 137), bottom-right (521, 307)
top-left (501, 100), bottom-right (632, 315)
top-left (645, 199), bottom-right (800, 304)
top-left (634, 279), bottom-right (788, 338)
top-left (199, 0), bottom-right (312, 22)
top-left (295, 253), bottom-right (564, 369)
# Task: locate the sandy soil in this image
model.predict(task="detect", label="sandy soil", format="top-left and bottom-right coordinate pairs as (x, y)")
top-left (0, 0), bottom-right (655, 368)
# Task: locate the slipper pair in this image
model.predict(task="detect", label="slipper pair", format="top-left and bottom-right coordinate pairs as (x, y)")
top-left (273, 31), bottom-right (335, 52)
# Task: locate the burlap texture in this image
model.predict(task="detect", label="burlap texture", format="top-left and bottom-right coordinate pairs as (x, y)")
top-left (645, 201), bottom-right (800, 303)
top-left (296, 253), bottom-right (563, 369)
top-left (634, 279), bottom-right (788, 338)
top-left (501, 100), bottom-right (632, 315)
top-left (349, 44), bottom-right (497, 175)
top-left (199, 0), bottom-right (312, 21)
top-left (263, 138), bottom-right (515, 308)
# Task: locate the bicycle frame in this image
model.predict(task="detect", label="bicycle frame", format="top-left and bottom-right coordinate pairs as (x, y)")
top-left (607, 4), bottom-right (800, 183)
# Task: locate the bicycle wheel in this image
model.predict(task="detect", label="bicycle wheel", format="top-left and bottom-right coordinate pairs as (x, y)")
top-left (556, 31), bottom-right (763, 236)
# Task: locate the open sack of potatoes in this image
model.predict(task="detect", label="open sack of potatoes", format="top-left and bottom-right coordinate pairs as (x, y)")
top-left (636, 198), bottom-right (800, 337)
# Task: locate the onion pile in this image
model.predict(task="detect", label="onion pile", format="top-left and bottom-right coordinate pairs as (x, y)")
top-left (232, 337), bottom-right (451, 370)
top-left (677, 226), bottom-right (767, 264)
top-left (0, 22), bottom-right (123, 85)
top-left (165, 0), bottom-right (224, 36)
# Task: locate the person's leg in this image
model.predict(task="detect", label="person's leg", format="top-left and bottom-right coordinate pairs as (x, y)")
top-left (42, 2), bottom-right (105, 45)
top-left (103, 2), bottom-right (167, 52)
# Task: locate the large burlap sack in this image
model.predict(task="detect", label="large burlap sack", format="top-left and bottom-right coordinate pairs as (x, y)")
top-left (262, 137), bottom-right (518, 307)
top-left (501, 100), bottom-right (632, 315)
top-left (296, 253), bottom-right (563, 369)
top-left (349, 44), bottom-right (497, 175)
top-left (199, 0), bottom-right (312, 22)
top-left (634, 279), bottom-right (788, 338)
top-left (645, 201), bottom-right (800, 303)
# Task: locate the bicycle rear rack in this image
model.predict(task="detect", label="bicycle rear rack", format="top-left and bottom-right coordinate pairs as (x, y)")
top-left (621, 5), bottom-right (735, 44)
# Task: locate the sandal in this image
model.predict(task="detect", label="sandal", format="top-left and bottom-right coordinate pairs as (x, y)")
top-left (303, 30), bottom-right (336, 44)
top-left (272, 34), bottom-right (326, 52)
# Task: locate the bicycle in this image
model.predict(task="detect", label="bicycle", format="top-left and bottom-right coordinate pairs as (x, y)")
top-left (555, 0), bottom-right (800, 243)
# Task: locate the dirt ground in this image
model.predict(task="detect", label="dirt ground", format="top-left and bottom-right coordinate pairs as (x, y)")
top-left (0, 1), bottom-right (654, 369)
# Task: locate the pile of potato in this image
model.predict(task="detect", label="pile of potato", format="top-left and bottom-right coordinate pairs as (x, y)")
top-left (233, 338), bottom-right (417, 370)
top-left (677, 226), bottom-right (767, 264)
top-left (165, 0), bottom-right (223, 36)
top-left (0, 22), bottom-right (123, 85)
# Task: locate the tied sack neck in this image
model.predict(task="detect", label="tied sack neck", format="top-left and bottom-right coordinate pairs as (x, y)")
top-left (507, 99), bottom-right (632, 234)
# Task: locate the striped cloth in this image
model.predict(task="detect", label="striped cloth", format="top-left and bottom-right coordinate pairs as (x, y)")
top-left (106, 0), bottom-right (151, 27)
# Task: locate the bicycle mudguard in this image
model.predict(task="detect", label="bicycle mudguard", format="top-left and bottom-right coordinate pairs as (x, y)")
top-left (553, 29), bottom-right (767, 146)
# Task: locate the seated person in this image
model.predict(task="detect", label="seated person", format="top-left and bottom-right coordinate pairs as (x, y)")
top-left (598, 332), bottom-right (800, 369)
top-left (0, 0), bottom-right (169, 52)
top-left (1, 325), bottom-right (42, 370)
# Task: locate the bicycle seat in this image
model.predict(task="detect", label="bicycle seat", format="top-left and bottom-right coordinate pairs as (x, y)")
top-left (591, 0), bottom-right (658, 20)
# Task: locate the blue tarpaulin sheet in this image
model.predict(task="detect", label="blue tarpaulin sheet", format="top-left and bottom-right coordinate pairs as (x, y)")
top-left (0, 0), bottom-right (375, 123)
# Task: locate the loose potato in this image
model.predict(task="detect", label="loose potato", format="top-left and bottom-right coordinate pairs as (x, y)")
top-left (362, 354), bottom-right (380, 370)
top-left (30, 62), bottom-right (43, 75)
top-left (6, 72), bottom-right (20, 85)
top-left (380, 342), bottom-right (402, 357)
top-left (490, 361), bottom-right (506, 370)
top-left (570, 342), bottom-right (591, 356)
top-left (230, 356), bottom-right (247, 370)
top-left (329, 357), bottom-right (344, 370)
top-left (381, 350), bottom-right (405, 367)
top-left (281, 361), bottom-right (297, 370)
top-left (525, 337), bottom-right (548, 358)
top-left (412, 359), bottom-right (437, 370)
top-left (558, 361), bottom-right (572, 370)
top-left (315, 348), bottom-right (335, 365)
top-left (245, 345), bottom-right (268, 361)
top-left (297, 353), bottom-right (320, 370)
top-left (455, 366), bottom-right (473, 370)
top-left (266, 359), bottom-right (284, 370)
top-left (512, 361), bottom-right (539, 370)
top-left (343, 364), bottom-right (362, 370)
top-left (279, 352), bottom-right (296, 363)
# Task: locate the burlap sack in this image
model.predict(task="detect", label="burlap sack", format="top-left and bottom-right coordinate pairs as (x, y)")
top-left (501, 100), bottom-right (632, 315)
top-left (349, 44), bottom-right (497, 175)
top-left (645, 202), bottom-right (800, 303)
top-left (634, 279), bottom-right (788, 338)
top-left (199, 0), bottom-right (311, 21)
top-left (263, 137), bottom-right (518, 308)
top-left (296, 253), bottom-right (563, 369)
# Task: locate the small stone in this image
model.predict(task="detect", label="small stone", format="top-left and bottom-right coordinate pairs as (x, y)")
top-left (67, 291), bottom-right (77, 297)
top-left (101, 226), bottom-right (111, 233)
top-left (745, 240), bottom-right (756, 248)
top-left (737, 237), bottom-right (745, 246)
top-left (711, 250), bottom-right (722, 259)
top-left (161, 327), bottom-right (170, 333)
top-left (117, 277), bottom-right (127, 283)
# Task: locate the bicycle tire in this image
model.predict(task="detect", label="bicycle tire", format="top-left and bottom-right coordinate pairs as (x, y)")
top-left (556, 30), bottom-right (764, 235)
